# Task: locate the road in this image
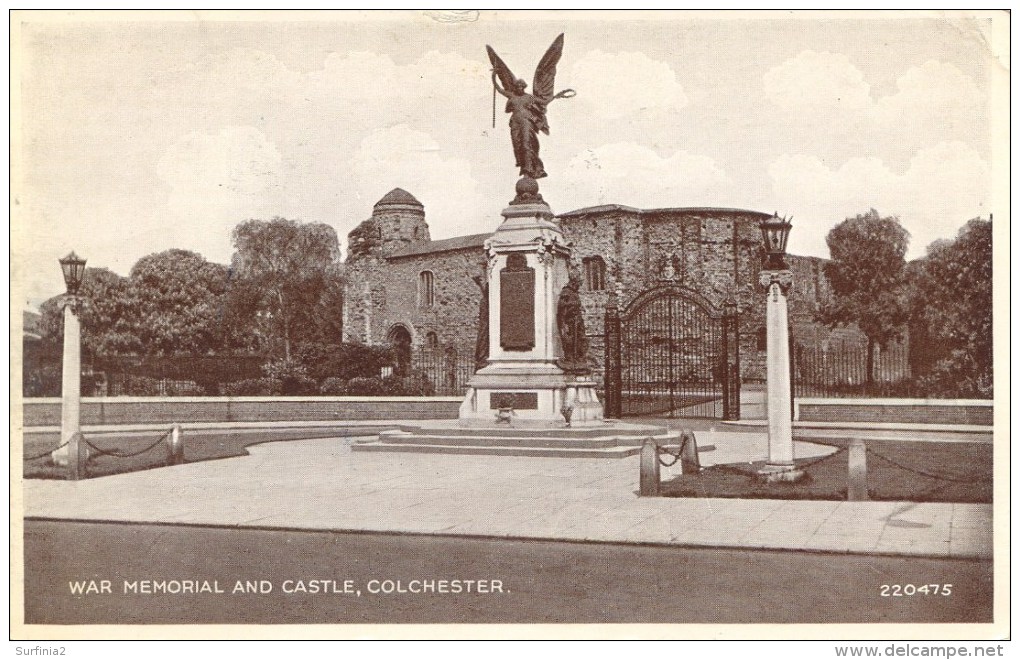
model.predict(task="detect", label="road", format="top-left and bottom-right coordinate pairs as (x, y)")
top-left (21, 520), bottom-right (992, 625)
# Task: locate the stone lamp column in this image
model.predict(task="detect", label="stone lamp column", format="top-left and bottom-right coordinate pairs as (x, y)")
top-left (758, 270), bottom-right (802, 477)
top-left (757, 214), bottom-right (804, 482)
top-left (51, 251), bottom-right (87, 471)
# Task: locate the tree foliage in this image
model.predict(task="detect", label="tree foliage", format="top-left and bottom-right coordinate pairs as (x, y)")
top-left (818, 210), bottom-right (911, 381)
top-left (909, 219), bottom-right (993, 396)
top-left (229, 218), bottom-right (342, 360)
top-left (129, 249), bottom-right (231, 355)
top-left (38, 267), bottom-right (139, 358)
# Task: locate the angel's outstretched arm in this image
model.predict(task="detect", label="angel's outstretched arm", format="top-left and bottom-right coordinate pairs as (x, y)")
top-left (491, 71), bottom-right (511, 98)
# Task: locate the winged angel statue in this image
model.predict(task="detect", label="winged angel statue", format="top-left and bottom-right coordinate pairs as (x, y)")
top-left (487, 34), bottom-right (575, 180)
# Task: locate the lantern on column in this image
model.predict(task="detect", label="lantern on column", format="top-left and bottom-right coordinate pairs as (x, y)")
top-left (759, 213), bottom-right (792, 270)
top-left (59, 251), bottom-right (87, 296)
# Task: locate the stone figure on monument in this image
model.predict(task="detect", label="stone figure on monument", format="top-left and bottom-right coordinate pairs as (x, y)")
top-left (473, 272), bottom-right (489, 370)
top-left (487, 33), bottom-right (575, 181)
top-left (556, 273), bottom-right (589, 373)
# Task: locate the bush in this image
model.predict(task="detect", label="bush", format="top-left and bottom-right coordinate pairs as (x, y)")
top-left (294, 341), bottom-right (394, 383)
top-left (318, 377), bottom-right (347, 395)
top-left (222, 377), bottom-right (282, 396)
top-left (24, 364), bottom-right (62, 397)
top-left (163, 381), bottom-right (207, 396)
top-left (93, 354), bottom-right (265, 395)
top-left (320, 373), bottom-right (436, 396)
top-left (916, 351), bottom-right (993, 399)
top-left (342, 377), bottom-right (388, 396)
top-left (119, 375), bottom-right (164, 396)
top-left (260, 358), bottom-right (318, 395)
top-left (382, 373), bottom-right (435, 396)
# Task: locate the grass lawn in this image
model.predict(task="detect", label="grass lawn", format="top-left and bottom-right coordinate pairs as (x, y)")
top-left (21, 427), bottom-right (389, 480)
top-left (661, 437), bottom-right (992, 503)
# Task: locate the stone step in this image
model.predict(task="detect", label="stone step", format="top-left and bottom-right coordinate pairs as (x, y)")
top-left (378, 431), bottom-right (621, 449)
top-left (397, 424), bottom-right (666, 440)
top-left (351, 442), bottom-right (642, 459)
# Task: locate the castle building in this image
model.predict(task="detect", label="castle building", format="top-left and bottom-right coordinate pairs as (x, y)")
top-left (343, 188), bottom-right (844, 410)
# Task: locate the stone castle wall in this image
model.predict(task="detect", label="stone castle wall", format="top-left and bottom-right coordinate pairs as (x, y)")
top-left (343, 191), bottom-right (863, 384)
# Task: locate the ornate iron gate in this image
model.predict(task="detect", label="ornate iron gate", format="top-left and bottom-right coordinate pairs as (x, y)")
top-left (604, 286), bottom-right (740, 419)
top-left (412, 346), bottom-right (476, 395)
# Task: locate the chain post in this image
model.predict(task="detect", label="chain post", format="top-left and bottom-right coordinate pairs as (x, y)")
top-left (68, 432), bottom-right (85, 481)
top-left (847, 439), bottom-right (868, 501)
top-left (639, 437), bottom-right (660, 496)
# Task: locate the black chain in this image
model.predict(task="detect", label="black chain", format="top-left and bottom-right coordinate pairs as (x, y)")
top-left (656, 435), bottom-right (690, 467)
top-left (23, 440), bottom-right (69, 462)
top-left (866, 447), bottom-right (988, 484)
top-left (83, 429), bottom-right (173, 459)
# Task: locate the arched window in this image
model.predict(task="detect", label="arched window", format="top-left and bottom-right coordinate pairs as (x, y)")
top-left (418, 271), bottom-right (435, 308)
top-left (425, 331), bottom-right (439, 349)
top-left (582, 256), bottom-right (606, 291)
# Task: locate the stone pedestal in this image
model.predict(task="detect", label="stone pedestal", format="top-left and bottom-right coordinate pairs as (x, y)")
top-left (459, 193), bottom-right (604, 427)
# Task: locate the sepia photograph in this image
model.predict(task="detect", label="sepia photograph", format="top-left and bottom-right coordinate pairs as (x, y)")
top-left (9, 9), bottom-right (1009, 643)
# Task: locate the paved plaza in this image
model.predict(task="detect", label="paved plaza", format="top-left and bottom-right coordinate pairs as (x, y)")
top-left (22, 428), bottom-right (992, 558)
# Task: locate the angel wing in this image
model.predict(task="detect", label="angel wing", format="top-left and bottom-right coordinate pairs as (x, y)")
top-left (532, 33), bottom-right (564, 102)
top-left (486, 45), bottom-right (518, 92)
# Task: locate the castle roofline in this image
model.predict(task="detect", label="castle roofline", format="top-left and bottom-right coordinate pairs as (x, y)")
top-left (375, 188), bottom-right (423, 208)
top-left (387, 232), bottom-right (490, 259)
top-left (557, 204), bottom-right (773, 219)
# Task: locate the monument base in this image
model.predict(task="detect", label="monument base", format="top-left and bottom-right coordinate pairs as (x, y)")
top-left (458, 365), bottom-right (604, 427)
top-left (756, 463), bottom-right (807, 483)
top-left (352, 419), bottom-right (679, 459)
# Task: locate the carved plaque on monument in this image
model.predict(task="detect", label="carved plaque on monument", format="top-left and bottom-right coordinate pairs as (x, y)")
top-left (490, 392), bottom-right (539, 410)
top-left (500, 254), bottom-right (535, 351)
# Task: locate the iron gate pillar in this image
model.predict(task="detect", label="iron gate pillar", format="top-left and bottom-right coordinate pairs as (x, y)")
top-left (604, 294), bottom-right (622, 418)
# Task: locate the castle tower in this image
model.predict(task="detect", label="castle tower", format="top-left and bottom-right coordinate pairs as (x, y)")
top-left (343, 188), bottom-right (431, 344)
top-left (373, 188), bottom-right (430, 255)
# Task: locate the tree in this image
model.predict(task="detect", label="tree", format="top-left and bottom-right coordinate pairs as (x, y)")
top-left (819, 210), bottom-right (910, 382)
top-left (909, 219), bottom-right (993, 396)
top-left (38, 267), bottom-right (139, 358)
top-left (129, 249), bottom-right (231, 355)
top-left (229, 218), bottom-right (342, 361)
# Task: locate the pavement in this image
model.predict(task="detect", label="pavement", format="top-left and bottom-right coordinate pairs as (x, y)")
top-left (20, 422), bottom-right (993, 559)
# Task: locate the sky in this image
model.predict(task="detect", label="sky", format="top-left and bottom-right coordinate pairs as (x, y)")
top-left (12, 10), bottom-right (1008, 309)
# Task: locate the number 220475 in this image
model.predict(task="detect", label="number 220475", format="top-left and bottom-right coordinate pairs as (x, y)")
top-left (880, 584), bottom-right (952, 597)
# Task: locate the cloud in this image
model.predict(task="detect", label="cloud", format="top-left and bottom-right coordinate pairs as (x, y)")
top-left (149, 126), bottom-right (284, 263)
top-left (186, 48), bottom-right (491, 132)
top-left (571, 50), bottom-right (688, 118)
top-left (764, 50), bottom-right (872, 113)
top-left (158, 126), bottom-right (283, 198)
top-left (765, 52), bottom-right (984, 134)
top-left (871, 60), bottom-right (984, 133)
top-left (769, 141), bottom-right (990, 259)
top-left (559, 142), bottom-right (732, 210)
top-left (351, 125), bottom-right (490, 241)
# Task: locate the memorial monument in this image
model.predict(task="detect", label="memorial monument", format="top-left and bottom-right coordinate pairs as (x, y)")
top-left (458, 34), bottom-right (601, 426)
top-left (355, 34), bottom-right (677, 456)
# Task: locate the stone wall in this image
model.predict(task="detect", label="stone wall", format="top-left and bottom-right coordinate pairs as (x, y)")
top-left (343, 192), bottom-right (862, 387)
top-left (22, 396), bottom-right (463, 427)
top-left (795, 399), bottom-right (993, 426)
top-left (375, 248), bottom-right (485, 352)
